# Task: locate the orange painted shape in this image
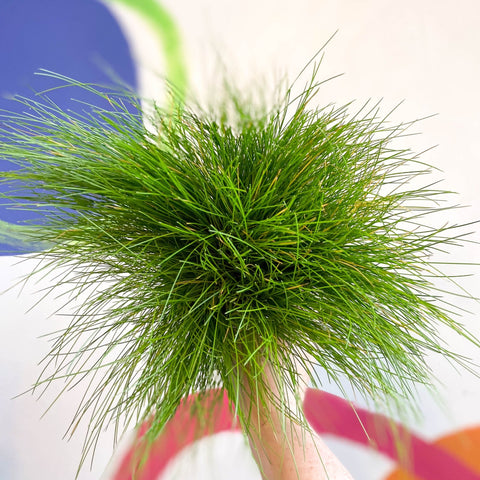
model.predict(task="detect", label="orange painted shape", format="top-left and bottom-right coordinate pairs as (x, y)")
top-left (386, 427), bottom-right (480, 480)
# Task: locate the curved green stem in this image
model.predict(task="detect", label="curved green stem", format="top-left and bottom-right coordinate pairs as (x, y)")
top-left (0, 220), bottom-right (52, 251)
top-left (108, 0), bottom-right (188, 103)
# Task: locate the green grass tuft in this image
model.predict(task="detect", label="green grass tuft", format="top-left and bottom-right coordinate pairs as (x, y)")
top-left (0, 65), bottom-right (478, 472)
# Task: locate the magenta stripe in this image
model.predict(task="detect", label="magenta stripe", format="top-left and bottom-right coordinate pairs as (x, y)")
top-left (304, 389), bottom-right (480, 480)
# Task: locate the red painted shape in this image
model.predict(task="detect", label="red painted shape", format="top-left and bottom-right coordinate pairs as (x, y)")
top-left (112, 389), bottom-right (240, 480)
top-left (303, 388), bottom-right (480, 480)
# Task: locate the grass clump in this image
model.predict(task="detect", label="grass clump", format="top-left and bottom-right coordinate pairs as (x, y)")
top-left (0, 65), bottom-right (477, 471)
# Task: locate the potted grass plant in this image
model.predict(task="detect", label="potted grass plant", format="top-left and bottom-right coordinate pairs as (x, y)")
top-left (0, 58), bottom-right (478, 478)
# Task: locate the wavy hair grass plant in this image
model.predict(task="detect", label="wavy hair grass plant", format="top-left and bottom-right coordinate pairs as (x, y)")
top-left (0, 65), bottom-right (478, 473)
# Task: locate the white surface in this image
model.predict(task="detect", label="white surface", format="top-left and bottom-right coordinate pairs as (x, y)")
top-left (0, 256), bottom-right (115, 479)
top-left (160, 431), bottom-right (261, 480)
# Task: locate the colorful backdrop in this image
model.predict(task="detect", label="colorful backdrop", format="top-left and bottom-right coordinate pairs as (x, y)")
top-left (1, 1), bottom-right (480, 479)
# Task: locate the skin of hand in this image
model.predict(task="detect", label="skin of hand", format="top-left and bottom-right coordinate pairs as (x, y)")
top-left (238, 362), bottom-right (354, 480)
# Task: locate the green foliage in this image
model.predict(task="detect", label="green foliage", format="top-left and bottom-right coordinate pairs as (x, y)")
top-left (0, 67), bottom-right (477, 471)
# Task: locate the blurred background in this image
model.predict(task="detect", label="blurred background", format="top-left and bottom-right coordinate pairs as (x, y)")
top-left (1, 1), bottom-right (480, 478)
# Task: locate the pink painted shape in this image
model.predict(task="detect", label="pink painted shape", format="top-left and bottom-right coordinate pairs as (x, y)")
top-left (112, 390), bottom-right (240, 480)
top-left (303, 388), bottom-right (480, 480)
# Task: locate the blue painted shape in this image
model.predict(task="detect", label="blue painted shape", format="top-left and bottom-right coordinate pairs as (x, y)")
top-left (0, 0), bottom-right (138, 254)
